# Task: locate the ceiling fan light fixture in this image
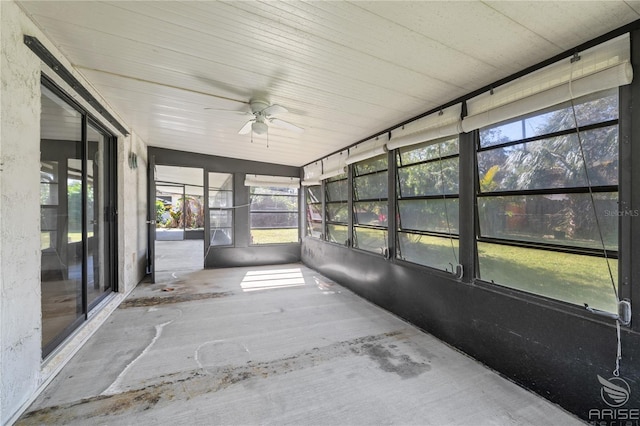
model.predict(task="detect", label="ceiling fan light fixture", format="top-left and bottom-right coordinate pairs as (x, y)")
top-left (252, 121), bottom-right (268, 135)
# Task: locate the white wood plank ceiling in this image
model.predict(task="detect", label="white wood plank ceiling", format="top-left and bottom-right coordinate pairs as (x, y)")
top-left (19, 1), bottom-right (640, 167)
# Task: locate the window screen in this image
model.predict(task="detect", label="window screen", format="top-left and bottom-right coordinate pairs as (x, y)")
top-left (476, 88), bottom-right (619, 313)
top-left (396, 136), bottom-right (460, 272)
top-left (353, 154), bottom-right (388, 254)
top-left (305, 185), bottom-right (322, 238)
top-left (250, 186), bottom-right (299, 244)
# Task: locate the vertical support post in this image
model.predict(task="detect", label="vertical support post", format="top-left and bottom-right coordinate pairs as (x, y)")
top-left (627, 29), bottom-right (640, 330)
top-left (299, 169), bottom-right (304, 241)
top-left (387, 147), bottom-right (397, 260)
top-left (182, 184), bottom-right (186, 235)
top-left (203, 170), bottom-right (210, 267)
top-left (235, 173), bottom-right (250, 248)
top-left (81, 114), bottom-right (88, 317)
top-left (110, 135), bottom-right (119, 293)
top-left (619, 85), bottom-right (632, 303)
top-left (458, 126), bottom-right (476, 283)
top-left (321, 180), bottom-right (326, 241)
top-left (347, 163), bottom-right (354, 247)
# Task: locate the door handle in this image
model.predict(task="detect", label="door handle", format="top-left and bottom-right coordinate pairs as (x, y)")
top-left (146, 220), bottom-right (156, 224)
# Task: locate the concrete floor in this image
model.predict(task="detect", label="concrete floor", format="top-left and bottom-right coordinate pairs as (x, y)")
top-left (154, 239), bottom-right (204, 283)
top-left (18, 259), bottom-right (582, 425)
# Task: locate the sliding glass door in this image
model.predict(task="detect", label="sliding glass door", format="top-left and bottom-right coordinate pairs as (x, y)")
top-left (40, 79), bottom-right (117, 357)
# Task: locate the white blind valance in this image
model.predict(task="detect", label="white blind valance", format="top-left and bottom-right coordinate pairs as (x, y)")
top-left (320, 151), bottom-right (347, 180)
top-left (301, 162), bottom-right (322, 186)
top-left (346, 135), bottom-right (388, 165)
top-left (388, 103), bottom-right (463, 150)
top-left (462, 33), bottom-right (632, 132)
top-left (244, 174), bottom-right (300, 189)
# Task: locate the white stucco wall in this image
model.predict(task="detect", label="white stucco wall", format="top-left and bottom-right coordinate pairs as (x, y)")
top-left (0, 2), bottom-right (43, 424)
top-left (1, 1), bottom-right (148, 423)
top-left (120, 130), bottom-right (149, 294)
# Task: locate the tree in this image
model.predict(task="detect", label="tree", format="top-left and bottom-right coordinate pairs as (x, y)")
top-left (479, 91), bottom-right (619, 245)
top-left (155, 200), bottom-right (166, 224)
top-left (396, 138), bottom-right (459, 233)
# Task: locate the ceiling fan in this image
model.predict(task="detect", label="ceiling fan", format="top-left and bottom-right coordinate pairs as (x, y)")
top-left (207, 99), bottom-right (304, 136)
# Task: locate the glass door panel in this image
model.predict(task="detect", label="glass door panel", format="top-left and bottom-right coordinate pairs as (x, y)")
top-left (40, 148), bottom-right (84, 348)
top-left (41, 86), bottom-right (84, 353)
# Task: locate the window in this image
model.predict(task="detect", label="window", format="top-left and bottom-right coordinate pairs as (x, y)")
top-left (208, 172), bottom-right (233, 246)
top-left (250, 186), bottom-right (299, 244)
top-left (476, 88), bottom-right (619, 313)
top-left (305, 185), bottom-right (322, 238)
top-left (396, 136), bottom-right (460, 272)
top-left (353, 154), bottom-right (388, 254)
top-left (325, 172), bottom-right (349, 244)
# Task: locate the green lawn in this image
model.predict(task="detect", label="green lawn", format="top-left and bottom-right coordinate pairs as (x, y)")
top-left (41, 232), bottom-right (94, 250)
top-left (478, 242), bottom-right (618, 313)
top-left (354, 227), bottom-right (387, 254)
top-left (398, 233), bottom-right (459, 272)
top-left (250, 228), bottom-right (299, 244)
top-left (400, 234), bottom-right (617, 313)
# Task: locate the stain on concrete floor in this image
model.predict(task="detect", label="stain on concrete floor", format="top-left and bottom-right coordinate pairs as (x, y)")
top-left (119, 291), bottom-right (233, 308)
top-left (18, 330), bottom-right (425, 424)
top-left (357, 343), bottom-right (431, 379)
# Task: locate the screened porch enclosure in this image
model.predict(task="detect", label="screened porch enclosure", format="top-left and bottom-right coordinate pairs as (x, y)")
top-left (5, 1), bottom-right (640, 424)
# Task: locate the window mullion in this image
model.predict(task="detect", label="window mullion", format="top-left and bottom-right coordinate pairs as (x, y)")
top-left (459, 130), bottom-right (476, 283)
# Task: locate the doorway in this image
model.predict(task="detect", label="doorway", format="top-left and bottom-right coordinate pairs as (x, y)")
top-left (152, 165), bottom-right (205, 281)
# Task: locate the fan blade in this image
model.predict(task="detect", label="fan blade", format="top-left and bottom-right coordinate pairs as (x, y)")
top-left (269, 118), bottom-right (304, 134)
top-left (193, 75), bottom-right (251, 99)
top-left (204, 107), bottom-right (252, 116)
top-left (262, 104), bottom-right (288, 116)
top-left (238, 120), bottom-right (254, 135)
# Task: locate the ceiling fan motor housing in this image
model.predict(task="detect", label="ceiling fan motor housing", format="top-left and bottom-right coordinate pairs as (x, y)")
top-left (236, 99), bottom-right (302, 135)
top-left (250, 99), bottom-right (270, 114)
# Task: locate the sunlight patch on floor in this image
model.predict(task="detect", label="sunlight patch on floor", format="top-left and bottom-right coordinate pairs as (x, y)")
top-left (240, 268), bottom-right (306, 292)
